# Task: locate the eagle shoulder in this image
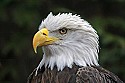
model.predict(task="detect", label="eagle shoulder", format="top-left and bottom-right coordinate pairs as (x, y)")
top-left (76, 66), bottom-right (124, 83)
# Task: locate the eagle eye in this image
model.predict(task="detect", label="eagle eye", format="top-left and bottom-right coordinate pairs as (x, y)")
top-left (59, 28), bottom-right (67, 34)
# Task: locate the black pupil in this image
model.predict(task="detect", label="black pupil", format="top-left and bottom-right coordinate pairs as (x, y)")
top-left (61, 29), bottom-right (65, 33)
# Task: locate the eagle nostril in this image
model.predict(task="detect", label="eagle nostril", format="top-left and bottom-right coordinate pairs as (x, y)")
top-left (43, 33), bottom-right (47, 36)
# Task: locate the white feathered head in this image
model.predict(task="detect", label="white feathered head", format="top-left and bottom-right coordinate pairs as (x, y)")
top-left (33, 12), bottom-right (99, 71)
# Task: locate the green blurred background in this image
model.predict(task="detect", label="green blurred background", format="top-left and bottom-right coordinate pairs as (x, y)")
top-left (0, 0), bottom-right (125, 83)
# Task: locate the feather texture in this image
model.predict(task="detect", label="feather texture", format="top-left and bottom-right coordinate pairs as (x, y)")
top-left (27, 65), bottom-right (123, 83)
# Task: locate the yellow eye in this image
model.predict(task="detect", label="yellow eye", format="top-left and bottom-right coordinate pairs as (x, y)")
top-left (59, 28), bottom-right (67, 34)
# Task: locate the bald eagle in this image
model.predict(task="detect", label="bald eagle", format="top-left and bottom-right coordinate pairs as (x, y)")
top-left (27, 13), bottom-right (123, 83)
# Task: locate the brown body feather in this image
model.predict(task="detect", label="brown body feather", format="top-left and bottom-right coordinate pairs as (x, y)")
top-left (27, 65), bottom-right (123, 83)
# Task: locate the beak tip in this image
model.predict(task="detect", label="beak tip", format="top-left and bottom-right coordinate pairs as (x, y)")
top-left (35, 51), bottom-right (37, 54)
top-left (34, 48), bottom-right (37, 54)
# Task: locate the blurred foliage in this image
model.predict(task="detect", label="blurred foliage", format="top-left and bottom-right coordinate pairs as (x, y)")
top-left (0, 0), bottom-right (125, 83)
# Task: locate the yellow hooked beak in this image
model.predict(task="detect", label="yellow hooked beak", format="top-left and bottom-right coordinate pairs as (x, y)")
top-left (33, 28), bottom-right (58, 53)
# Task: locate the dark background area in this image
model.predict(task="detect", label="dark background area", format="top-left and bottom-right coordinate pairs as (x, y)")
top-left (0, 0), bottom-right (125, 83)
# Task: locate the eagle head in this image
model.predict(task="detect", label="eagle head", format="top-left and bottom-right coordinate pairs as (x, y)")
top-left (33, 12), bottom-right (99, 73)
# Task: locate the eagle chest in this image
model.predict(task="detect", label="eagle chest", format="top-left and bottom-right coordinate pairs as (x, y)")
top-left (30, 65), bottom-right (79, 83)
